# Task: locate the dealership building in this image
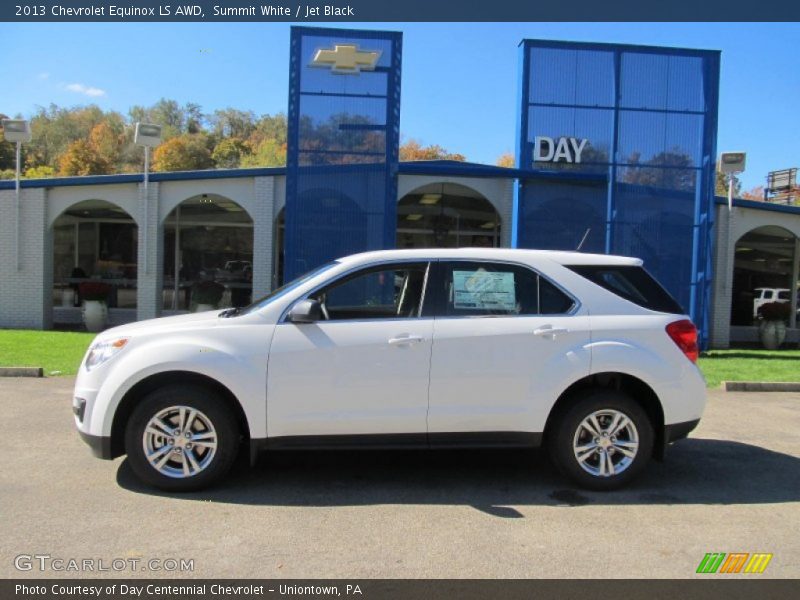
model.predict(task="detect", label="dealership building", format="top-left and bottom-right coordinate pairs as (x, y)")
top-left (1, 28), bottom-right (799, 348)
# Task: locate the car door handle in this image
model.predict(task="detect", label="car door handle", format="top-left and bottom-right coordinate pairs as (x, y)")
top-left (388, 335), bottom-right (424, 345)
top-left (533, 326), bottom-right (570, 337)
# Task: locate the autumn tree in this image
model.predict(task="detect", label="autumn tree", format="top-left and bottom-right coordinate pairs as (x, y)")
top-left (59, 140), bottom-right (109, 176)
top-left (496, 153), bottom-right (515, 168)
top-left (88, 121), bottom-right (123, 167)
top-left (152, 134), bottom-right (214, 172)
top-left (741, 186), bottom-right (765, 201)
top-left (400, 139), bottom-right (466, 162)
top-left (57, 122), bottom-right (123, 176)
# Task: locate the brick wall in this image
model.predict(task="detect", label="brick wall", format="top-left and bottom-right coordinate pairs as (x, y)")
top-left (0, 188), bottom-right (51, 329)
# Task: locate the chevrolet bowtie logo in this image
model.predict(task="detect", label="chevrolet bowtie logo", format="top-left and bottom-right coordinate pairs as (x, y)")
top-left (310, 44), bottom-right (381, 75)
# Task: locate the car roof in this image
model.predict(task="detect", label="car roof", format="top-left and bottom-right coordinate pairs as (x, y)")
top-left (337, 248), bottom-right (643, 267)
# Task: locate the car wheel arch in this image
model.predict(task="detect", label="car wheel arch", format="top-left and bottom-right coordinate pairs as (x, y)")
top-left (543, 372), bottom-right (666, 459)
top-left (109, 370), bottom-right (249, 459)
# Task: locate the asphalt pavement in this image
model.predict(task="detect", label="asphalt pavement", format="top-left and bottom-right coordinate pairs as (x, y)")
top-left (1, 377), bottom-right (798, 578)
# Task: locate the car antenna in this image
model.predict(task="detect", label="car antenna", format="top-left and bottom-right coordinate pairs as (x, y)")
top-left (575, 228), bottom-right (591, 252)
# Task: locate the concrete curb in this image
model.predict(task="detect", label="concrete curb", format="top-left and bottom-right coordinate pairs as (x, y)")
top-left (0, 367), bottom-right (44, 378)
top-left (722, 381), bottom-right (800, 392)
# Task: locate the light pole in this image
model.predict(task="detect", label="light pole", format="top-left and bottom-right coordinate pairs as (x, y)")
top-left (718, 152), bottom-right (747, 302)
top-left (134, 123), bottom-right (162, 274)
top-left (2, 119), bottom-right (32, 271)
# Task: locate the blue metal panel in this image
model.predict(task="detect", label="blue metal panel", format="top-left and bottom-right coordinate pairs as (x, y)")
top-left (285, 26), bottom-right (402, 281)
top-left (516, 40), bottom-right (720, 346)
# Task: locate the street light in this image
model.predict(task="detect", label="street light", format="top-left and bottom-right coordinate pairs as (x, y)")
top-left (2, 119), bottom-right (32, 271)
top-left (134, 123), bottom-right (162, 274)
top-left (719, 152), bottom-right (746, 211)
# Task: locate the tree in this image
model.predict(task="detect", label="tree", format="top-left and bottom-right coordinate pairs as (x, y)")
top-left (185, 102), bottom-right (204, 134)
top-left (59, 139), bottom-right (109, 176)
top-left (211, 108), bottom-right (256, 139)
top-left (400, 139), bottom-right (466, 162)
top-left (622, 150), bottom-right (695, 191)
top-left (249, 113), bottom-right (287, 147)
top-left (496, 153), bottom-right (515, 168)
top-left (88, 122), bottom-right (123, 168)
top-left (24, 165), bottom-right (56, 179)
top-left (742, 186), bottom-right (765, 201)
top-left (211, 137), bottom-right (249, 169)
top-left (0, 114), bottom-right (15, 171)
top-left (240, 138), bottom-right (286, 167)
top-left (26, 104), bottom-right (111, 169)
top-left (152, 134), bottom-right (214, 172)
top-left (715, 170), bottom-right (742, 197)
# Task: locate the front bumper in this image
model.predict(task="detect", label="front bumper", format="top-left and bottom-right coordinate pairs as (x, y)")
top-left (78, 430), bottom-right (114, 460)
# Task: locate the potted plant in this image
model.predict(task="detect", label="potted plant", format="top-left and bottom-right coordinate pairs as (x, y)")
top-left (79, 281), bottom-right (112, 333)
top-left (191, 280), bottom-right (225, 312)
top-left (758, 301), bottom-right (791, 350)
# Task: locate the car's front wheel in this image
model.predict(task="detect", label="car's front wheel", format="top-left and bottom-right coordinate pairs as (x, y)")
top-left (548, 390), bottom-right (654, 491)
top-left (125, 385), bottom-right (240, 492)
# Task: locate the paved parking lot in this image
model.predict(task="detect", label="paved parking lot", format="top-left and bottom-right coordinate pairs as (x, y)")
top-left (1, 377), bottom-right (798, 578)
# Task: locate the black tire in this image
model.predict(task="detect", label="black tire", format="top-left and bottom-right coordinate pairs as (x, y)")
top-left (125, 384), bottom-right (240, 492)
top-left (547, 390), bottom-right (654, 491)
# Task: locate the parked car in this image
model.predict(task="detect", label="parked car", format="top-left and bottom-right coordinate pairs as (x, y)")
top-left (74, 248), bottom-right (705, 492)
top-left (752, 287), bottom-right (797, 319)
top-left (753, 287), bottom-right (789, 318)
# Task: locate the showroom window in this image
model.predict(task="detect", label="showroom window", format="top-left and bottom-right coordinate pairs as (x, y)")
top-left (310, 263), bottom-right (429, 320)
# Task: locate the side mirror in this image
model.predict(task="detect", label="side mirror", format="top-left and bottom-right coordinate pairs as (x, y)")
top-left (286, 299), bottom-right (323, 323)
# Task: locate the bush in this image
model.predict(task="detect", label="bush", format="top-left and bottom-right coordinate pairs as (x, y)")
top-left (759, 301), bottom-right (791, 321)
top-left (79, 281), bottom-right (112, 302)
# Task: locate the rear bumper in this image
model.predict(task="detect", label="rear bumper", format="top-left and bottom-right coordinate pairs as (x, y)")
top-left (78, 430), bottom-right (114, 460)
top-left (654, 418), bottom-right (700, 461)
top-left (665, 418), bottom-right (700, 444)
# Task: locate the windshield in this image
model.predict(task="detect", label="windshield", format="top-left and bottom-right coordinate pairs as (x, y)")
top-left (239, 261), bottom-right (339, 315)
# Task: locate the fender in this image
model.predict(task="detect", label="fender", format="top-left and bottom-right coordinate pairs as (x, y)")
top-left (87, 327), bottom-right (272, 439)
top-left (586, 339), bottom-right (705, 424)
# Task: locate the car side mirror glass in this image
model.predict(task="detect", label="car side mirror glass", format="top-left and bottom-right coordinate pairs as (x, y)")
top-left (286, 299), bottom-right (323, 323)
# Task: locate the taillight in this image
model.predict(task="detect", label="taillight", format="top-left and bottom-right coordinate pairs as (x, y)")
top-left (666, 319), bottom-right (699, 363)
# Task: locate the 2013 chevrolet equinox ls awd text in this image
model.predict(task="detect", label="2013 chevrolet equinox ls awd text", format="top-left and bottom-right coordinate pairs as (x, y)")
top-left (74, 248), bottom-right (705, 492)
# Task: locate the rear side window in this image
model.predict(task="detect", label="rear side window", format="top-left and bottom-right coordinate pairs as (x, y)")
top-left (435, 261), bottom-right (576, 317)
top-left (567, 265), bottom-right (684, 314)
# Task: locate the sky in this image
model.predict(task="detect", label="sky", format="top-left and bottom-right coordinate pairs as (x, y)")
top-left (1, 21), bottom-right (798, 190)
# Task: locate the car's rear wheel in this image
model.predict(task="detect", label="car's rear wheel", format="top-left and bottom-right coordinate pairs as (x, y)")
top-left (548, 390), bottom-right (654, 491)
top-left (125, 385), bottom-right (240, 492)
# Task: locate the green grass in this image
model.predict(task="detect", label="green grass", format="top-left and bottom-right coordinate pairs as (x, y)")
top-left (698, 349), bottom-right (800, 388)
top-left (1, 330), bottom-right (799, 386)
top-left (0, 330), bottom-right (95, 376)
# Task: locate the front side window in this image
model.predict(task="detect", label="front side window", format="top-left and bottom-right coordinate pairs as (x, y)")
top-left (437, 261), bottom-right (575, 317)
top-left (241, 261), bottom-right (338, 315)
top-left (310, 263), bottom-right (429, 321)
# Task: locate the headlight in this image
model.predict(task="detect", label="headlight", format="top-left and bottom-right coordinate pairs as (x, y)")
top-left (85, 337), bottom-right (129, 372)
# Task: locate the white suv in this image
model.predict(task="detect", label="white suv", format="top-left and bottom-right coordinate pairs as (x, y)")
top-left (73, 249), bottom-right (706, 492)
